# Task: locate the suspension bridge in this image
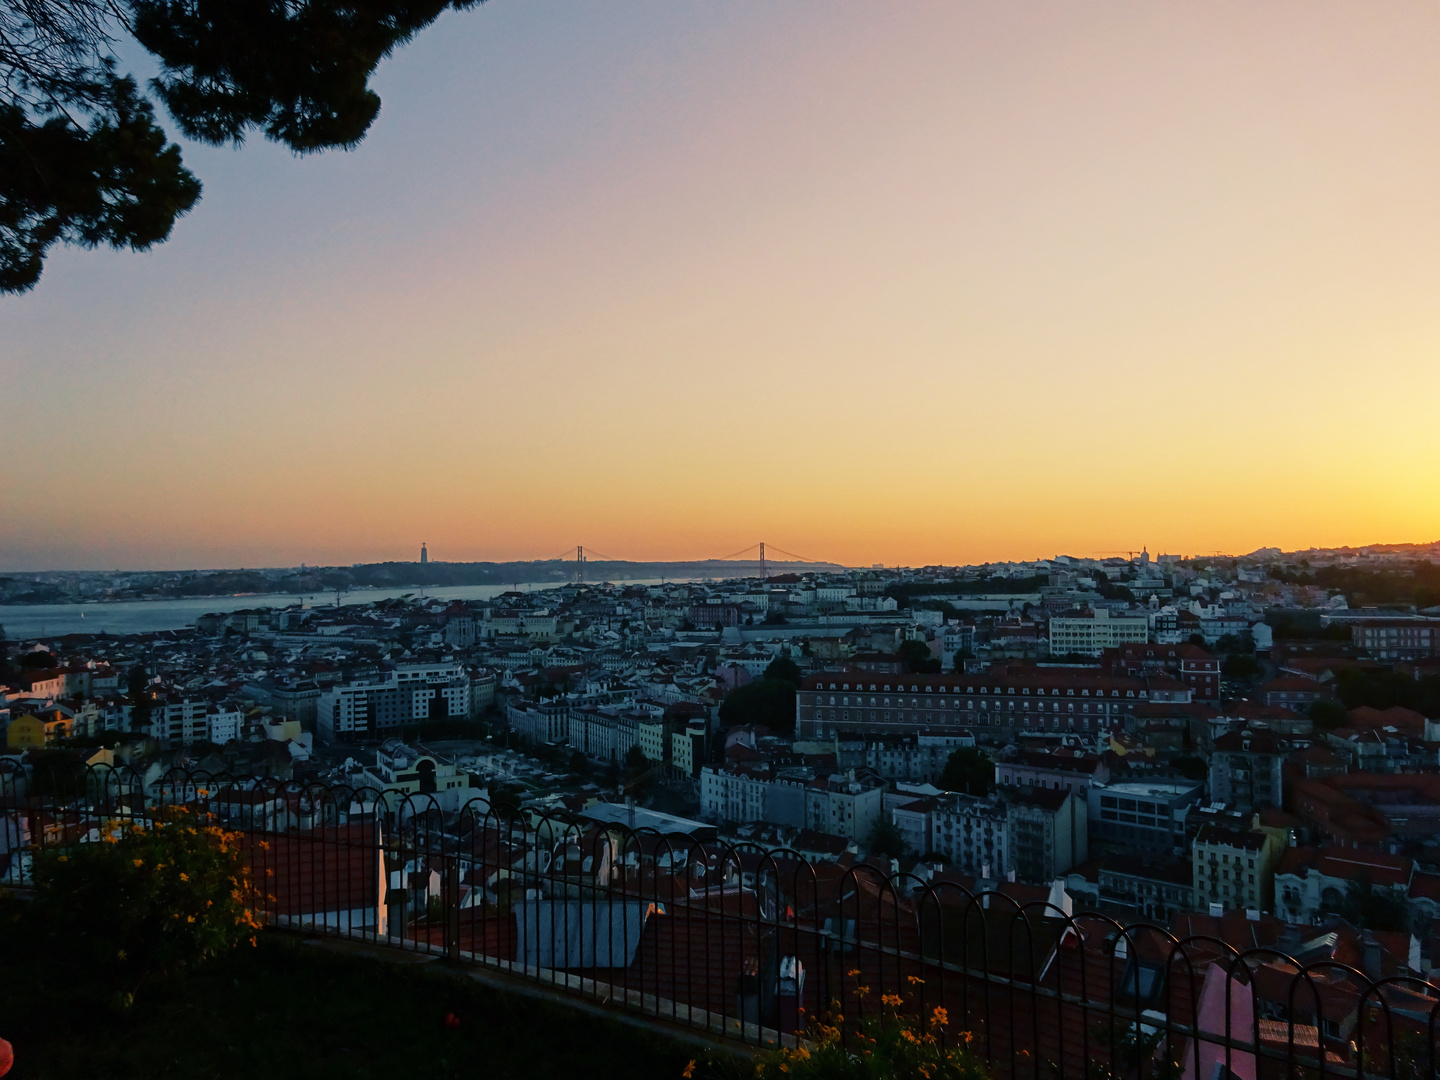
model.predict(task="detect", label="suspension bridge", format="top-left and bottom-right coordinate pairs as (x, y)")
top-left (543, 541), bottom-right (834, 584)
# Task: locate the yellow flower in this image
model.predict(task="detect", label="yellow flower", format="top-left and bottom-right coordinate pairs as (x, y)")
top-left (682, 1061), bottom-right (696, 1079)
top-left (847, 968), bottom-right (861, 977)
top-left (907, 975), bottom-right (924, 986)
top-left (179, 872), bottom-right (189, 882)
top-left (931, 1007), bottom-right (949, 1028)
top-left (133, 859), bottom-right (144, 867)
top-left (186, 915), bottom-right (196, 923)
top-left (881, 994), bottom-right (902, 1007)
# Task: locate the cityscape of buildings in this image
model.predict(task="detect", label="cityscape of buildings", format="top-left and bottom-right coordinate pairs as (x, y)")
top-left (6, 540), bottom-right (1440, 988)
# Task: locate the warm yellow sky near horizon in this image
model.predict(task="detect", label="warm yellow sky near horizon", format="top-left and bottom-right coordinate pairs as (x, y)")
top-left (3, 1), bottom-right (1440, 570)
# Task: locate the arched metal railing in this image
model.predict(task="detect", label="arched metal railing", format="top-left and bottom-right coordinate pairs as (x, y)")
top-left (2, 762), bottom-right (1437, 1079)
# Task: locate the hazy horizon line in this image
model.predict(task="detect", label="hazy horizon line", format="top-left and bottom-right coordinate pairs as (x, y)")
top-left (5, 536), bottom-right (1439, 577)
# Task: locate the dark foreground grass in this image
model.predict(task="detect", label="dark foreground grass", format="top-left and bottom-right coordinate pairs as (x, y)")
top-left (0, 921), bottom-right (707, 1080)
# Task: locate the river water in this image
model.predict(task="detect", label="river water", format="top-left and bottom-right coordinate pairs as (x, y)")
top-left (0, 578), bottom-right (692, 639)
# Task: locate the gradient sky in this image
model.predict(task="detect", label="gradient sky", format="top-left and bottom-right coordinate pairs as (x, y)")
top-left (4, 0), bottom-right (1440, 571)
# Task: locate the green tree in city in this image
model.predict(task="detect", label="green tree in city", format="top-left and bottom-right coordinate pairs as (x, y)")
top-left (865, 817), bottom-right (907, 862)
top-left (718, 678), bottom-right (797, 737)
top-left (1310, 699), bottom-right (1350, 731)
top-left (1172, 755), bottom-right (1207, 782)
top-left (898, 639), bottom-right (940, 674)
top-left (1221, 653), bottom-right (1261, 680)
top-left (939, 747), bottom-right (993, 796)
top-left (763, 655), bottom-right (802, 685)
top-left (127, 662), bottom-right (151, 733)
top-left (1342, 875), bottom-right (1411, 933)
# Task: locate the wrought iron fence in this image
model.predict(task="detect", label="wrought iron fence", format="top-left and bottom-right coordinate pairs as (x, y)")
top-left (3, 759), bottom-right (1438, 1080)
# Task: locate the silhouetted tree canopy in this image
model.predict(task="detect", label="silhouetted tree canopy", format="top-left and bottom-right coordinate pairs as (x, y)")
top-left (1221, 653), bottom-right (1261, 680)
top-left (939, 747), bottom-right (993, 796)
top-left (1, 0), bottom-right (479, 292)
top-left (763, 656), bottom-right (802, 686)
top-left (1341, 875), bottom-right (1411, 933)
top-left (718, 678), bottom-right (796, 737)
top-left (1309, 699), bottom-right (1349, 731)
top-left (1172, 755), bottom-right (1208, 782)
top-left (865, 817), bottom-right (907, 862)
top-left (897, 639), bottom-right (940, 674)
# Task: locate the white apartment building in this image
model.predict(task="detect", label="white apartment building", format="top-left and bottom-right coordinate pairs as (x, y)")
top-left (891, 797), bottom-right (935, 856)
top-left (1048, 609), bottom-right (1149, 657)
top-left (856, 733), bottom-right (973, 783)
top-left (507, 700), bottom-right (571, 746)
top-left (931, 794), bottom-right (1009, 878)
top-left (149, 696), bottom-right (211, 749)
top-left (208, 704), bottom-right (242, 745)
top-left (394, 663), bottom-right (471, 719)
top-left (319, 683), bottom-right (401, 741)
top-left (941, 625), bottom-right (976, 668)
top-left (317, 664), bottom-right (471, 742)
top-left (567, 708), bottom-right (640, 764)
top-left (672, 721), bottom-right (709, 778)
top-left (804, 771), bottom-right (885, 842)
top-left (1192, 823), bottom-right (1280, 915)
top-left (488, 610), bottom-right (558, 641)
top-left (700, 765), bottom-right (775, 825)
top-left (638, 715), bottom-right (669, 764)
top-left (700, 765), bottom-right (885, 842)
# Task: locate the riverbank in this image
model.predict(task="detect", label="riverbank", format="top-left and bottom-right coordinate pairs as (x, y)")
top-left (0, 579), bottom-right (693, 639)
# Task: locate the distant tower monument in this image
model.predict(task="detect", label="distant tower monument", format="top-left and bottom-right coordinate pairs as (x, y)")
top-left (421, 542), bottom-right (428, 565)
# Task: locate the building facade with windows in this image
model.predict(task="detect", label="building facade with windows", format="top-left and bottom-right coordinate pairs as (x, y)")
top-left (1191, 823), bottom-right (1283, 914)
top-left (931, 794), bottom-right (1010, 878)
top-left (1048, 609), bottom-right (1149, 657)
top-left (797, 670), bottom-right (1155, 741)
top-left (1087, 778), bottom-right (1203, 854)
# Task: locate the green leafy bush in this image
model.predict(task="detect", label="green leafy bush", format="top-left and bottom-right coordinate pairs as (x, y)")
top-left (31, 804), bottom-right (261, 1003)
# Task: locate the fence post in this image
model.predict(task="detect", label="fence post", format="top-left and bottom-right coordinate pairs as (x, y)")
top-left (445, 857), bottom-right (461, 962)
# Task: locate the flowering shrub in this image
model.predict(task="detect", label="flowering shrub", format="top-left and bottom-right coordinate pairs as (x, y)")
top-left (32, 804), bottom-right (261, 1002)
top-left (709, 975), bottom-right (989, 1080)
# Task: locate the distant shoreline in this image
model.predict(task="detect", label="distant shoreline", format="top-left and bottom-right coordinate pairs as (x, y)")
top-left (0, 561), bottom-right (847, 608)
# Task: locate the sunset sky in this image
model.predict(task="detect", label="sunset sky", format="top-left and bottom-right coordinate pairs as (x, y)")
top-left (4, 0), bottom-right (1440, 571)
